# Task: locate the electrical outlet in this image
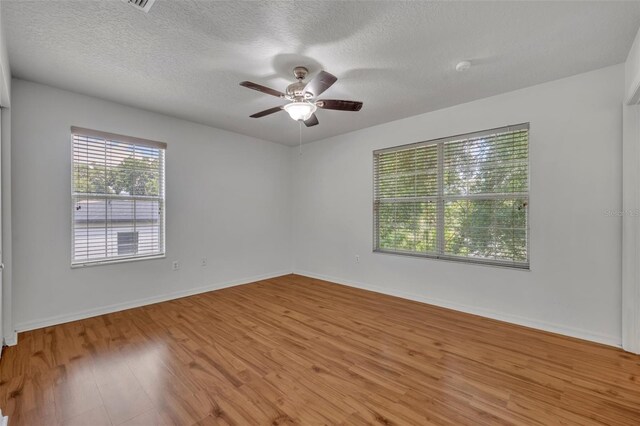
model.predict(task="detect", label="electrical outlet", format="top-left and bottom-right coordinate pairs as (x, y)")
top-left (172, 261), bottom-right (181, 271)
top-left (355, 255), bottom-right (360, 263)
top-left (200, 258), bottom-right (207, 267)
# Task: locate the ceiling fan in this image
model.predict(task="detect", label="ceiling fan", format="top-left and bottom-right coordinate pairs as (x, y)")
top-left (239, 66), bottom-right (363, 127)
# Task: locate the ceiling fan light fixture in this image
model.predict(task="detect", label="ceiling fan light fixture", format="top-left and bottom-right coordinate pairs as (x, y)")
top-left (241, 67), bottom-right (362, 127)
top-left (283, 102), bottom-right (317, 121)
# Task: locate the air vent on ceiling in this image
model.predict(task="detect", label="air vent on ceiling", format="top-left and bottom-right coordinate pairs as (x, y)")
top-left (122, 0), bottom-right (156, 13)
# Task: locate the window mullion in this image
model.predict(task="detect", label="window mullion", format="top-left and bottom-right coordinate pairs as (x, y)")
top-left (437, 142), bottom-right (445, 255)
top-left (104, 141), bottom-right (108, 259)
top-left (133, 145), bottom-right (137, 253)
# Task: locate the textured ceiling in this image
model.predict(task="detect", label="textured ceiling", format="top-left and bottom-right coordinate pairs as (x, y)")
top-left (4, 0), bottom-right (640, 145)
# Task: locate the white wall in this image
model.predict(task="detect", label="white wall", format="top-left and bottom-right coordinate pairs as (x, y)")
top-left (292, 64), bottom-right (624, 346)
top-left (11, 79), bottom-right (291, 331)
top-left (9, 64), bottom-right (627, 347)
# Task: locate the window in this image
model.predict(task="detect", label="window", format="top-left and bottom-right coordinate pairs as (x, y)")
top-left (71, 127), bottom-right (166, 266)
top-left (373, 123), bottom-right (529, 269)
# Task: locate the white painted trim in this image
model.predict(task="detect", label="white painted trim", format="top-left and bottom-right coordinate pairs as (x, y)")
top-left (14, 270), bottom-right (291, 333)
top-left (626, 75), bottom-right (640, 106)
top-left (1, 108), bottom-right (11, 349)
top-left (0, 8), bottom-right (10, 109)
top-left (3, 332), bottom-right (16, 347)
top-left (294, 270), bottom-right (622, 348)
top-left (622, 51), bottom-right (640, 353)
top-left (0, 66), bottom-right (8, 108)
top-left (622, 101), bottom-right (640, 354)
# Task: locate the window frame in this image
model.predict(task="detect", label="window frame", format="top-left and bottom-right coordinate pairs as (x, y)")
top-left (70, 127), bottom-right (167, 268)
top-left (373, 123), bottom-right (530, 270)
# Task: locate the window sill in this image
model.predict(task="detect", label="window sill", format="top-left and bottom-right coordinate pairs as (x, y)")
top-left (71, 254), bottom-right (166, 268)
top-left (373, 249), bottom-right (530, 271)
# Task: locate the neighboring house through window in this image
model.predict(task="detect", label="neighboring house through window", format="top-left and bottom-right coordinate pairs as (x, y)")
top-left (373, 123), bottom-right (529, 269)
top-left (71, 127), bottom-right (166, 266)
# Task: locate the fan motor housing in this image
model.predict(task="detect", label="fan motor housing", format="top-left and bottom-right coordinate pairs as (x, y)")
top-left (286, 81), bottom-right (312, 101)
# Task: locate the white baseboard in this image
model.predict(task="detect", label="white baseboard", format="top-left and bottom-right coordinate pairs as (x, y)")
top-left (294, 270), bottom-right (622, 348)
top-left (11, 269), bottom-right (622, 349)
top-left (14, 270), bottom-right (291, 334)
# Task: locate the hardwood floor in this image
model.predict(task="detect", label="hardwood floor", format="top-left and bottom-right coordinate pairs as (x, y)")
top-left (1, 274), bottom-right (640, 425)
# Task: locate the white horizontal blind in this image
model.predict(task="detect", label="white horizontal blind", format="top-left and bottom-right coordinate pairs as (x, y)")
top-left (71, 128), bottom-right (166, 265)
top-left (374, 124), bottom-right (529, 269)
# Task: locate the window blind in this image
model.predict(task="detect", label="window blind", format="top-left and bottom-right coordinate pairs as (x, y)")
top-left (71, 127), bottom-right (166, 266)
top-left (373, 123), bottom-right (529, 269)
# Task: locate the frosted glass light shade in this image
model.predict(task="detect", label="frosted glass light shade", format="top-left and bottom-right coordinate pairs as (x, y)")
top-left (283, 102), bottom-right (317, 121)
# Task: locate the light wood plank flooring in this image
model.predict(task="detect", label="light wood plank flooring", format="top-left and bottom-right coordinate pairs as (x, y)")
top-left (1, 274), bottom-right (640, 425)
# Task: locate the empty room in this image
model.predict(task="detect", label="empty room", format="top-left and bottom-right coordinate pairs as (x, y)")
top-left (1, 0), bottom-right (640, 425)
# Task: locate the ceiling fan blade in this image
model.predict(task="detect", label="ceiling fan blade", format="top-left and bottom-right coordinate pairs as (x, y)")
top-left (240, 81), bottom-right (285, 98)
top-left (304, 113), bottom-right (319, 127)
top-left (250, 106), bottom-right (284, 118)
top-left (316, 99), bottom-right (363, 111)
top-left (304, 71), bottom-right (337, 97)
